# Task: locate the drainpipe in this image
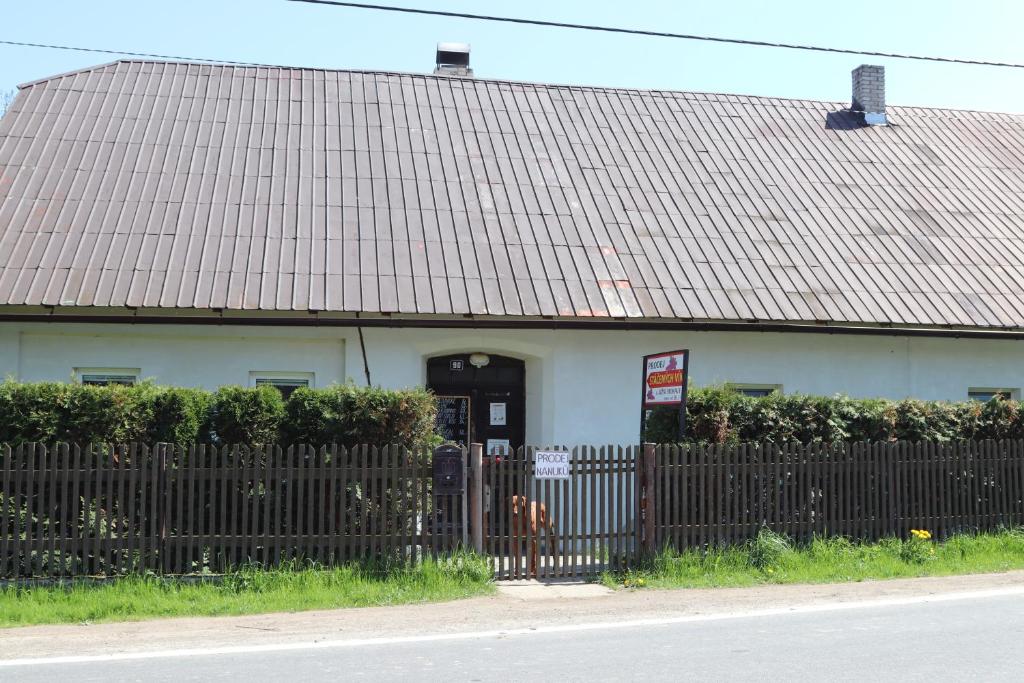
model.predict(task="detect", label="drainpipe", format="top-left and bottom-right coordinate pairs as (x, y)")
top-left (357, 326), bottom-right (372, 386)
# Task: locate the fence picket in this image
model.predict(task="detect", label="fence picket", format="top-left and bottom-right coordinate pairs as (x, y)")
top-left (616, 445), bottom-right (625, 571)
top-left (14, 445), bottom-right (26, 576)
top-left (26, 444), bottom-right (39, 577)
top-left (1012, 441), bottom-right (1023, 526)
top-left (569, 446), bottom-right (578, 577)
top-left (0, 445), bottom-right (13, 577)
top-left (332, 446), bottom-right (342, 565)
top-left (927, 440), bottom-right (938, 534)
top-left (493, 447), bottom-right (502, 578)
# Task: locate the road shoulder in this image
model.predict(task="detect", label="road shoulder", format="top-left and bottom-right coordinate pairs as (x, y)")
top-left (3, 570), bottom-right (1023, 661)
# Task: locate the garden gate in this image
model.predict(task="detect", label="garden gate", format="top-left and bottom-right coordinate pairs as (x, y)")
top-left (482, 445), bottom-right (648, 579)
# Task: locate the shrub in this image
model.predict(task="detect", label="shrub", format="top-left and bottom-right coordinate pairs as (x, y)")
top-left (208, 386), bottom-right (285, 446)
top-left (644, 385), bottom-right (1024, 445)
top-left (146, 387), bottom-right (213, 444)
top-left (282, 384), bottom-right (439, 450)
top-left (0, 381), bottom-right (156, 445)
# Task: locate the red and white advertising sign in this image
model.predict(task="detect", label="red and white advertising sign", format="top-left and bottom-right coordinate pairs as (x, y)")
top-left (642, 350), bottom-right (688, 406)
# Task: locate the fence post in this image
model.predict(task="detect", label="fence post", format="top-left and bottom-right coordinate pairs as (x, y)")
top-left (469, 443), bottom-right (484, 554)
top-left (155, 443), bottom-right (168, 574)
top-left (642, 442), bottom-right (657, 557)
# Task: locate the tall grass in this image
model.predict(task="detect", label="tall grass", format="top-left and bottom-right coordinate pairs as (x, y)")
top-left (0, 553), bottom-right (494, 628)
top-left (605, 528), bottom-right (1024, 589)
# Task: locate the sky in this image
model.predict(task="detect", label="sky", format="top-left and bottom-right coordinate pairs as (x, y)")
top-left (2, 0), bottom-right (1024, 112)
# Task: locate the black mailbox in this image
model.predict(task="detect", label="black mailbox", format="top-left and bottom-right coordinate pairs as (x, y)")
top-left (433, 445), bottom-right (464, 495)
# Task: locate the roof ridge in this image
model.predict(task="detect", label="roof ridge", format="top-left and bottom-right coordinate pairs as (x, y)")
top-left (17, 60), bottom-right (122, 89)
top-left (16, 58), bottom-right (1024, 119)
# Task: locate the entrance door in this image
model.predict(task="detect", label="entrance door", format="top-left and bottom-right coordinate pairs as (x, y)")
top-left (427, 354), bottom-right (525, 455)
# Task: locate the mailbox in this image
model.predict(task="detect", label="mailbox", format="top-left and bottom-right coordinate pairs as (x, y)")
top-left (433, 445), bottom-right (464, 495)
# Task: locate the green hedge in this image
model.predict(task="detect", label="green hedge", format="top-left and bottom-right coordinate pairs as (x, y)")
top-left (6, 380), bottom-right (1020, 449)
top-left (282, 385), bottom-right (438, 450)
top-left (0, 381), bottom-right (438, 449)
top-left (644, 386), bottom-right (1024, 444)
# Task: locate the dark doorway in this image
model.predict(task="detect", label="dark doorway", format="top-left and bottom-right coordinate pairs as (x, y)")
top-left (427, 353), bottom-right (525, 455)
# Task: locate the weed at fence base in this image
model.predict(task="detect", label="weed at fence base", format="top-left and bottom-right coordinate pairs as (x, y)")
top-left (602, 528), bottom-right (1024, 590)
top-left (0, 551), bottom-right (495, 628)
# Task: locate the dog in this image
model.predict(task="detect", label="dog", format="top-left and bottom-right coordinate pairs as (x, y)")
top-left (510, 494), bottom-right (555, 577)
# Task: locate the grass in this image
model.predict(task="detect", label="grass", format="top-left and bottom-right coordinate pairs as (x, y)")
top-left (602, 528), bottom-right (1024, 590)
top-left (0, 553), bottom-right (495, 628)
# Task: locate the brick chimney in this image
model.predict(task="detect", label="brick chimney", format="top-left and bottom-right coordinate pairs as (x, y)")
top-left (851, 64), bottom-right (886, 126)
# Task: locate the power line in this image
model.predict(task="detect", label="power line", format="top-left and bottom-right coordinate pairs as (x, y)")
top-left (0, 38), bottom-right (265, 66)
top-left (288, 0), bottom-right (1024, 70)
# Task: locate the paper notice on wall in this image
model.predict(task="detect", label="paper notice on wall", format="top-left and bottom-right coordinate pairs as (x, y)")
top-left (489, 402), bottom-right (507, 426)
top-left (486, 439), bottom-right (511, 456)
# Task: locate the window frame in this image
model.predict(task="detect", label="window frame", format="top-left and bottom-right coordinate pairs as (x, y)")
top-left (250, 371), bottom-right (315, 398)
top-left (728, 383), bottom-right (783, 398)
top-left (75, 367), bottom-right (141, 386)
top-left (968, 387), bottom-right (1019, 402)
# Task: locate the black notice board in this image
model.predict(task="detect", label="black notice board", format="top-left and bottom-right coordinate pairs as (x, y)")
top-left (435, 395), bottom-right (471, 445)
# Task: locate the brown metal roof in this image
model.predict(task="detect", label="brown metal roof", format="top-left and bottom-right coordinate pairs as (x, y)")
top-left (2, 59), bottom-right (1024, 328)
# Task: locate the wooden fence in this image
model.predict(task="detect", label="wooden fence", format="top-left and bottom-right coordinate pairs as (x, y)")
top-left (4, 440), bottom-right (1024, 579)
top-left (652, 440), bottom-right (1024, 549)
top-left (0, 443), bottom-right (465, 578)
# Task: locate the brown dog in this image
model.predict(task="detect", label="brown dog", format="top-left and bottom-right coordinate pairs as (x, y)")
top-left (510, 495), bottom-right (554, 577)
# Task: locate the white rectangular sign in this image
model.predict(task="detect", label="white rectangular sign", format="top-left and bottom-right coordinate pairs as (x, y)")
top-left (489, 402), bottom-right (507, 426)
top-left (486, 438), bottom-right (511, 456)
top-left (534, 450), bottom-right (570, 479)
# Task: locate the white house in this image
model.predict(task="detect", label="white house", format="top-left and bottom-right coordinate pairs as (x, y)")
top-left (2, 52), bottom-right (1024, 447)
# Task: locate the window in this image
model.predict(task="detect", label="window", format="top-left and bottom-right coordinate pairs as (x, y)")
top-left (968, 388), bottom-right (1018, 402)
top-left (76, 368), bottom-right (139, 386)
top-left (251, 372), bottom-right (314, 399)
top-left (729, 384), bottom-right (782, 398)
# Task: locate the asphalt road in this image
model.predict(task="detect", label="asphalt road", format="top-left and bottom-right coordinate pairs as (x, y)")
top-left (5, 591), bottom-right (1024, 682)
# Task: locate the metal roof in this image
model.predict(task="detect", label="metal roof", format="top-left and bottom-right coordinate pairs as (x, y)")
top-left (2, 59), bottom-right (1024, 328)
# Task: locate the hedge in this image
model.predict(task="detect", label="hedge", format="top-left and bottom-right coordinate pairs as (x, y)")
top-left (0, 381), bottom-right (438, 449)
top-left (282, 385), bottom-right (438, 450)
top-left (5, 381), bottom-right (1021, 449)
top-left (644, 386), bottom-right (1024, 444)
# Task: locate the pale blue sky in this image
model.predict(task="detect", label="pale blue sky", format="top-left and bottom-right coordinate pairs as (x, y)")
top-left (2, 0), bottom-right (1023, 112)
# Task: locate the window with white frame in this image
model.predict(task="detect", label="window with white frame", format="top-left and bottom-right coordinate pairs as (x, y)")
top-left (729, 383), bottom-right (783, 398)
top-left (75, 368), bottom-right (140, 386)
top-left (968, 387), bottom-right (1018, 402)
top-left (251, 371), bottom-right (314, 399)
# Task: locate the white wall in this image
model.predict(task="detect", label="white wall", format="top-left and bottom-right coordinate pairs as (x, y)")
top-left (0, 327), bottom-right (18, 380)
top-left (11, 325), bottom-right (346, 390)
top-left (2, 321), bottom-right (1022, 445)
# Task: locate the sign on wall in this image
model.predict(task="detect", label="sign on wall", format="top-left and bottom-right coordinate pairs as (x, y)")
top-left (487, 438), bottom-right (511, 456)
top-left (435, 395), bottom-right (471, 445)
top-left (535, 450), bottom-right (570, 479)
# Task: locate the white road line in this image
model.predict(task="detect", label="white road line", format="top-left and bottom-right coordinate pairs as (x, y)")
top-left (3, 584), bottom-right (1024, 667)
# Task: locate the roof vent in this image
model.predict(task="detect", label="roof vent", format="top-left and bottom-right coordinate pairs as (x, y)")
top-left (434, 42), bottom-right (472, 77)
top-left (851, 64), bottom-right (886, 126)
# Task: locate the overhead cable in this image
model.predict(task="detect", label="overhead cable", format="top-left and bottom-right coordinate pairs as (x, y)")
top-left (287, 0), bottom-right (1024, 69)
